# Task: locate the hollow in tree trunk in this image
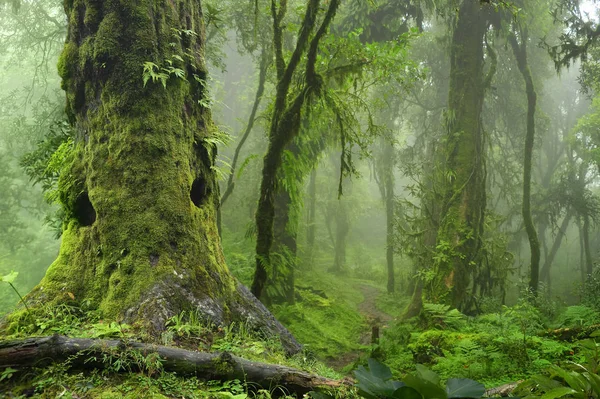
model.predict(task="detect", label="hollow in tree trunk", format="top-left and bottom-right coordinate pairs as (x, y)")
top-left (9, 0), bottom-right (300, 354)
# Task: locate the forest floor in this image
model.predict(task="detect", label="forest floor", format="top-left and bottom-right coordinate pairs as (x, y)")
top-left (326, 283), bottom-right (394, 371)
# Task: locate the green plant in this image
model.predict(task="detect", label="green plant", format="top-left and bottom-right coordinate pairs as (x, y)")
top-left (353, 358), bottom-right (485, 399)
top-left (0, 271), bottom-right (29, 312)
top-left (419, 303), bottom-right (465, 330)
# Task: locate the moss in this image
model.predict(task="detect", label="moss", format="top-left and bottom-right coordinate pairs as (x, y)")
top-left (93, 12), bottom-right (120, 64)
top-left (57, 41), bottom-right (78, 81)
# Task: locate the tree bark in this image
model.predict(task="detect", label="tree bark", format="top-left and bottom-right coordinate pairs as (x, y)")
top-left (432, 0), bottom-right (488, 309)
top-left (0, 335), bottom-right (346, 395)
top-left (332, 200), bottom-right (349, 273)
top-left (540, 209), bottom-right (573, 284)
top-left (508, 27), bottom-right (540, 295)
top-left (10, 0), bottom-right (301, 354)
top-left (583, 214), bottom-right (594, 276)
top-left (306, 167), bottom-right (318, 260)
top-left (252, 0), bottom-right (340, 300)
top-left (383, 142), bottom-right (395, 293)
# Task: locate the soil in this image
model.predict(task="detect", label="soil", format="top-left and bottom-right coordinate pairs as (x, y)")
top-left (325, 284), bottom-right (394, 371)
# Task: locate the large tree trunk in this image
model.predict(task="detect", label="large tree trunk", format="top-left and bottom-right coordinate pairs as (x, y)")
top-left (12, 0), bottom-right (300, 354)
top-left (432, 0), bottom-right (488, 309)
top-left (508, 27), bottom-right (540, 295)
top-left (0, 335), bottom-right (346, 395)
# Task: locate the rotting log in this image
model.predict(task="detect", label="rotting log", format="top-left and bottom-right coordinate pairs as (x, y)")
top-left (0, 335), bottom-right (350, 395)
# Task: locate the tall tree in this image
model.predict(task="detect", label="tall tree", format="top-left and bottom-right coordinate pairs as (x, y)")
top-left (508, 24), bottom-right (541, 295)
top-left (431, 0), bottom-right (491, 308)
top-left (13, 0), bottom-right (300, 353)
top-left (252, 0), bottom-right (341, 300)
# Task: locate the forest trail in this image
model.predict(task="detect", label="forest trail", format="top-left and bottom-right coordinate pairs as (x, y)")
top-left (326, 284), bottom-right (394, 371)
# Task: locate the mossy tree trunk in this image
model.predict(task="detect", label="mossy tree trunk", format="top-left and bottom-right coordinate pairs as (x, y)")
top-left (306, 167), bottom-right (317, 258)
top-left (508, 27), bottom-right (540, 296)
top-left (431, 0), bottom-right (489, 309)
top-left (252, 0), bottom-right (340, 300)
top-left (18, 0), bottom-right (300, 353)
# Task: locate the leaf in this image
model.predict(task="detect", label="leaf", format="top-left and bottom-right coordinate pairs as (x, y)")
top-left (446, 379), bottom-right (485, 399)
top-left (393, 386), bottom-right (423, 399)
top-left (368, 358), bottom-right (393, 380)
top-left (67, 292), bottom-right (75, 300)
top-left (0, 271), bottom-right (18, 284)
top-left (403, 374), bottom-right (448, 399)
top-left (416, 364), bottom-right (441, 385)
top-left (540, 387), bottom-right (578, 399)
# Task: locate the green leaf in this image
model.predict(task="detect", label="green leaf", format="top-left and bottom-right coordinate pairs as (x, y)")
top-left (368, 358), bottom-right (393, 380)
top-left (446, 379), bottom-right (485, 399)
top-left (393, 386), bottom-right (423, 399)
top-left (540, 387), bottom-right (578, 399)
top-left (403, 374), bottom-right (448, 399)
top-left (0, 271), bottom-right (18, 284)
top-left (416, 364), bottom-right (441, 385)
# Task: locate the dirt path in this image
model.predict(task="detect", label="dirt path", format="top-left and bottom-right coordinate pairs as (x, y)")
top-left (326, 284), bottom-right (394, 371)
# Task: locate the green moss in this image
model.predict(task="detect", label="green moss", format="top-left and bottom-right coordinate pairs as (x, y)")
top-left (93, 12), bottom-right (120, 63)
top-left (57, 41), bottom-right (78, 81)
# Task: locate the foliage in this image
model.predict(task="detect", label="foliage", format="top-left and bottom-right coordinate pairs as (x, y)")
top-left (515, 338), bottom-right (600, 399)
top-left (353, 358), bottom-right (485, 399)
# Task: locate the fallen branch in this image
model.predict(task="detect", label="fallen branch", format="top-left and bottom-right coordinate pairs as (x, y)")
top-left (0, 335), bottom-right (350, 395)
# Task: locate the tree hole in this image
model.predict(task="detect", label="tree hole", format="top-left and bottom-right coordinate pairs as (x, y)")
top-left (190, 176), bottom-right (210, 207)
top-left (74, 192), bottom-right (96, 226)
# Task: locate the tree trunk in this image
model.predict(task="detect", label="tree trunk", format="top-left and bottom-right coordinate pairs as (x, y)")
top-left (540, 209), bottom-right (573, 284)
top-left (306, 167), bottom-right (317, 260)
top-left (583, 214), bottom-right (594, 276)
top-left (508, 28), bottom-right (540, 295)
top-left (384, 143), bottom-right (395, 293)
top-left (13, 0), bottom-right (300, 354)
top-left (332, 200), bottom-right (349, 272)
top-left (252, 0), bottom-right (340, 301)
top-left (432, 0), bottom-right (488, 309)
top-left (0, 335), bottom-right (346, 395)
top-left (271, 166), bottom-right (298, 305)
top-left (218, 49), bottom-right (270, 235)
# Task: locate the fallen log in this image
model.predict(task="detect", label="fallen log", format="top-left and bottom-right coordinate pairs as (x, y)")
top-left (542, 324), bottom-right (600, 341)
top-left (0, 335), bottom-right (350, 395)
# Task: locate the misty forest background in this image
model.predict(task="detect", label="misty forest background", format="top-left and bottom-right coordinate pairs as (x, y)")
top-left (6, 0), bottom-right (600, 393)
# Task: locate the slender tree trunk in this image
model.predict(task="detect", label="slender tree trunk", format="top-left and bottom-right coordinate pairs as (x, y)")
top-left (583, 214), bottom-right (594, 276)
top-left (306, 167), bottom-right (317, 260)
top-left (13, 0), bottom-right (301, 353)
top-left (580, 221), bottom-right (586, 284)
top-left (218, 49), bottom-right (270, 235)
top-left (383, 143), bottom-right (395, 293)
top-left (252, 0), bottom-right (340, 300)
top-left (508, 27), bottom-right (540, 295)
top-left (432, 0), bottom-right (488, 309)
top-left (332, 200), bottom-right (349, 272)
top-left (540, 209), bottom-right (573, 284)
